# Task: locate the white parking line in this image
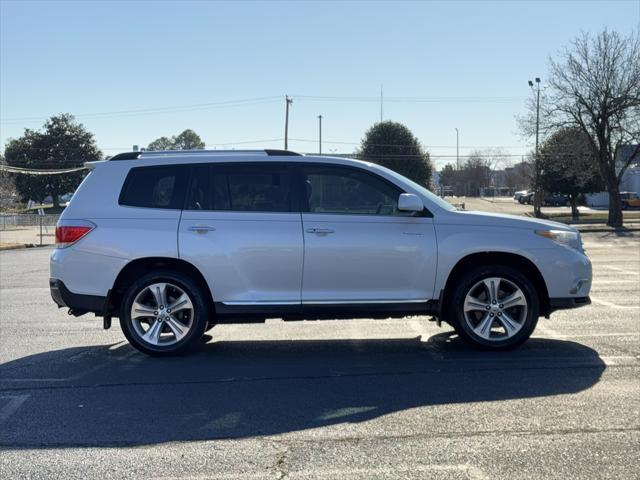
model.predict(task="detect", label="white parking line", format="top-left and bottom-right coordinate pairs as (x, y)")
top-left (536, 324), bottom-right (565, 338)
top-left (601, 266), bottom-right (640, 276)
top-left (590, 297), bottom-right (640, 309)
top-left (163, 464), bottom-right (489, 480)
top-left (0, 394), bottom-right (29, 424)
top-left (591, 279), bottom-right (638, 285)
top-left (1, 348), bottom-right (137, 383)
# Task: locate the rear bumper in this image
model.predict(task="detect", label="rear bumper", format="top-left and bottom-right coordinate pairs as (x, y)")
top-left (549, 296), bottom-right (591, 313)
top-left (50, 278), bottom-right (107, 316)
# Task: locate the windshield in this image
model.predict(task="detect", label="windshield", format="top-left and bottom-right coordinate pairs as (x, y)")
top-left (374, 165), bottom-right (457, 212)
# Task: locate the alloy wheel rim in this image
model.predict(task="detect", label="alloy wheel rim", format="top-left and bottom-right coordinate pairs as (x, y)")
top-left (463, 277), bottom-right (528, 341)
top-left (130, 282), bottom-right (194, 346)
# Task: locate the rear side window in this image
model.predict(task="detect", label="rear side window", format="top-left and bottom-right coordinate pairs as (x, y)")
top-left (185, 164), bottom-right (292, 212)
top-left (119, 165), bottom-right (188, 209)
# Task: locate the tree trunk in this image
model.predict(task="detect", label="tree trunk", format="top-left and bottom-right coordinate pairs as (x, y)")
top-left (606, 180), bottom-right (623, 228)
top-left (570, 195), bottom-right (579, 221)
top-left (52, 194), bottom-right (60, 209)
top-left (534, 187), bottom-right (545, 218)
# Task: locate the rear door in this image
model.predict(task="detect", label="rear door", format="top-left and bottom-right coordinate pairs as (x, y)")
top-left (298, 164), bottom-right (437, 304)
top-left (178, 162), bottom-right (304, 307)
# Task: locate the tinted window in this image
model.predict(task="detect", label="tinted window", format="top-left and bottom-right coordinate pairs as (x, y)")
top-left (120, 165), bottom-right (188, 209)
top-left (185, 164), bottom-right (292, 212)
top-left (301, 166), bottom-right (407, 216)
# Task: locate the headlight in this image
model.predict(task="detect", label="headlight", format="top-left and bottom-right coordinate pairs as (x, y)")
top-left (535, 229), bottom-right (583, 251)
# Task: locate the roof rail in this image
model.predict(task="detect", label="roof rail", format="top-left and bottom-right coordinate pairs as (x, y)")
top-left (109, 152), bottom-right (142, 161)
top-left (108, 149), bottom-right (303, 161)
top-left (264, 149), bottom-right (302, 156)
top-left (141, 149), bottom-right (269, 156)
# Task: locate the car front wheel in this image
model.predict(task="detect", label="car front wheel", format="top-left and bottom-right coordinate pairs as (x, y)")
top-left (450, 265), bottom-right (539, 349)
top-left (120, 270), bottom-right (209, 356)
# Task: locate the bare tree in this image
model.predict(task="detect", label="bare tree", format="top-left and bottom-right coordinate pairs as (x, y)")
top-left (542, 30), bottom-right (639, 227)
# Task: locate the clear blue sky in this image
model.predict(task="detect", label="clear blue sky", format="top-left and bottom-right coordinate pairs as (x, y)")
top-left (1, 0), bottom-right (638, 168)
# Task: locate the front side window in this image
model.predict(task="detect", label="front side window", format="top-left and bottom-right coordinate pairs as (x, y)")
top-left (185, 164), bottom-right (292, 212)
top-left (301, 165), bottom-right (408, 216)
top-left (119, 165), bottom-right (188, 209)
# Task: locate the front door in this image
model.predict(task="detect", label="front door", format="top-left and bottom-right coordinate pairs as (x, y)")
top-left (298, 164), bottom-right (437, 304)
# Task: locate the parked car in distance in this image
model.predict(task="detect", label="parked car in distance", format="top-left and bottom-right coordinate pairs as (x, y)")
top-left (513, 190), bottom-right (528, 202)
top-left (50, 150), bottom-right (592, 356)
top-left (521, 193), bottom-right (569, 207)
top-left (620, 191), bottom-right (640, 210)
top-left (519, 192), bottom-right (534, 204)
top-left (541, 193), bottom-right (570, 207)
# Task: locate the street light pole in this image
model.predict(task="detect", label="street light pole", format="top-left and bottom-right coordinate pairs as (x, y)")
top-left (318, 115), bottom-right (323, 155)
top-left (284, 95), bottom-right (293, 150)
top-left (528, 78), bottom-right (542, 218)
top-left (455, 128), bottom-right (459, 170)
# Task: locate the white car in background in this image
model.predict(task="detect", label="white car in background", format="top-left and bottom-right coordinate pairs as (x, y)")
top-left (50, 150), bottom-right (592, 356)
top-left (514, 190), bottom-right (529, 202)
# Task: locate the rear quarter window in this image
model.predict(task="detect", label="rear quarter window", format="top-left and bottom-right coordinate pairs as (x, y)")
top-left (119, 165), bottom-right (188, 209)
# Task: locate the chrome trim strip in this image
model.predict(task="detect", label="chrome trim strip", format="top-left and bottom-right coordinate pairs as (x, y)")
top-left (302, 299), bottom-right (430, 305)
top-left (221, 301), bottom-right (301, 306)
top-left (222, 299), bottom-right (430, 306)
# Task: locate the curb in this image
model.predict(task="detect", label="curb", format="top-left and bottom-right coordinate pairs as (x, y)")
top-left (0, 244), bottom-right (27, 251)
top-left (0, 243), bottom-right (52, 251)
top-left (574, 227), bottom-right (640, 233)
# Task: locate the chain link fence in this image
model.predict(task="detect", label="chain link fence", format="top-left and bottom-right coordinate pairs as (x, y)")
top-left (0, 214), bottom-right (60, 246)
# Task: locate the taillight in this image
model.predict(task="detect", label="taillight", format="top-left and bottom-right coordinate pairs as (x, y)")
top-left (55, 222), bottom-right (95, 248)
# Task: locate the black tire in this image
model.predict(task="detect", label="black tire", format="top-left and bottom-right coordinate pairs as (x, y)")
top-left (120, 270), bottom-right (210, 356)
top-left (449, 265), bottom-right (539, 350)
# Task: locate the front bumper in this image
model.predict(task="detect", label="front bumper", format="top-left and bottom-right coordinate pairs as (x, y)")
top-left (50, 278), bottom-right (108, 316)
top-left (549, 296), bottom-right (591, 313)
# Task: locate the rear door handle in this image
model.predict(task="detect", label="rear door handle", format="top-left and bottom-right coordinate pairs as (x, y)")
top-left (306, 227), bottom-right (335, 234)
top-left (188, 225), bottom-right (216, 233)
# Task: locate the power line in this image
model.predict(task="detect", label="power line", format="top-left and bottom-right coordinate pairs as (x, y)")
top-left (0, 96), bottom-right (282, 124)
top-left (293, 95), bottom-right (526, 103)
top-left (1, 93), bottom-right (527, 125)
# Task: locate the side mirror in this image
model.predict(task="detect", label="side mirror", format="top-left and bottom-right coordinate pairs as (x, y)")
top-left (398, 193), bottom-right (423, 212)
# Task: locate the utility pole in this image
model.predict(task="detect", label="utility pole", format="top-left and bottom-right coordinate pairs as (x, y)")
top-left (528, 78), bottom-right (542, 218)
top-left (455, 128), bottom-right (459, 170)
top-left (380, 85), bottom-right (383, 123)
top-left (318, 115), bottom-right (323, 155)
top-left (284, 95), bottom-right (293, 150)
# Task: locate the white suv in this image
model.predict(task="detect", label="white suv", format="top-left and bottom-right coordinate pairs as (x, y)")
top-left (50, 150), bottom-right (592, 356)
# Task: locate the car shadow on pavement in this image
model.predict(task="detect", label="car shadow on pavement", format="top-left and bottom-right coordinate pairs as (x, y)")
top-left (0, 332), bottom-right (605, 448)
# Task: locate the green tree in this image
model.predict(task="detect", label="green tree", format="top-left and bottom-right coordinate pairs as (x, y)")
top-left (359, 121), bottom-right (433, 188)
top-left (147, 129), bottom-right (205, 151)
top-left (438, 163), bottom-right (458, 195)
top-left (539, 127), bottom-right (604, 221)
top-left (146, 136), bottom-right (173, 151)
top-left (0, 154), bottom-right (18, 209)
top-left (4, 114), bottom-right (102, 208)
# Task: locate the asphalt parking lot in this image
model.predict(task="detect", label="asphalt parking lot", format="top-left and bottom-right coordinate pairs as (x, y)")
top-left (0, 233), bottom-right (638, 479)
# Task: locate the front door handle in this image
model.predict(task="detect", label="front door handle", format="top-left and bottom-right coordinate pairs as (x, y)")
top-left (188, 225), bottom-right (216, 233)
top-left (306, 227), bottom-right (335, 234)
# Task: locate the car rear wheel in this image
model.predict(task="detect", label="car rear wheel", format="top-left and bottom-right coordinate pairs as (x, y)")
top-left (120, 270), bottom-right (209, 356)
top-left (450, 265), bottom-right (539, 349)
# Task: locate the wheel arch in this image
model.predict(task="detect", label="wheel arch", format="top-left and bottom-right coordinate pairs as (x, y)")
top-left (106, 257), bottom-right (214, 317)
top-left (440, 251), bottom-right (551, 320)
